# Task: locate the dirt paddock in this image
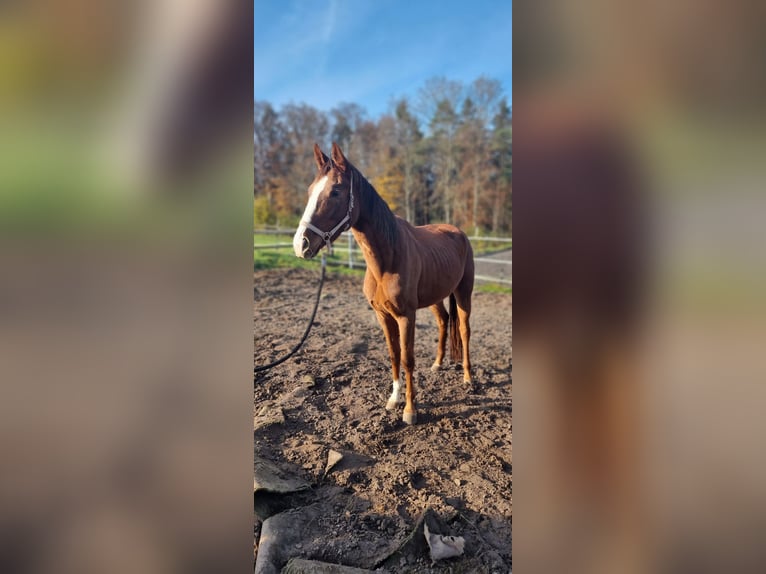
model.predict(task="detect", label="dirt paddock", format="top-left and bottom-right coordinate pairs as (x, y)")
top-left (254, 267), bottom-right (512, 573)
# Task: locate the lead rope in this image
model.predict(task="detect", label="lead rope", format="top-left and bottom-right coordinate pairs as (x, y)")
top-left (254, 252), bottom-right (327, 374)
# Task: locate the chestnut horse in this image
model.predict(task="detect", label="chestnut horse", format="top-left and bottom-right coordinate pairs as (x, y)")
top-left (293, 142), bottom-right (474, 424)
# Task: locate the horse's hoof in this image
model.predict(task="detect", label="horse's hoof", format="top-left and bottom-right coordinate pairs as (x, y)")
top-left (430, 362), bottom-right (442, 372)
top-left (385, 400), bottom-right (398, 411)
top-left (402, 410), bottom-right (417, 425)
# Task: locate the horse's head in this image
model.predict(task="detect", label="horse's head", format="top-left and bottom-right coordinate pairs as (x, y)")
top-left (293, 142), bottom-right (356, 259)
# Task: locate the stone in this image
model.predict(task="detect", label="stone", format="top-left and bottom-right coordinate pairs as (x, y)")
top-left (254, 456), bottom-right (309, 495)
top-left (281, 558), bottom-right (373, 574)
top-left (324, 449), bottom-right (344, 476)
top-left (254, 405), bottom-right (285, 431)
top-left (300, 374), bottom-right (316, 386)
top-left (424, 522), bottom-right (465, 561)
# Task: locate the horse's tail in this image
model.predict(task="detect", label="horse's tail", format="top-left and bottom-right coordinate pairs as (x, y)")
top-left (449, 293), bottom-right (462, 362)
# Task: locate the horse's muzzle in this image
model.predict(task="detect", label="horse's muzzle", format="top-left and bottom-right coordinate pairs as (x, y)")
top-left (294, 234), bottom-right (315, 259)
top-left (293, 228), bottom-right (314, 259)
top-left (301, 236), bottom-right (315, 259)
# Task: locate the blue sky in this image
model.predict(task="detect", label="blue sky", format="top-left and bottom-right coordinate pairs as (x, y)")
top-left (254, 0), bottom-right (512, 118)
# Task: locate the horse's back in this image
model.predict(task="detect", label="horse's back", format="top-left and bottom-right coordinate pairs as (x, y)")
top-left (411, 222), bottom-right (470, 252)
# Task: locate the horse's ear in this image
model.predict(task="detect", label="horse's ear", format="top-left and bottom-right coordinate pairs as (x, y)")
top-left (313, 143), bottom-right (329, 171)
top-left (331, 142), bottom-right (347, 173)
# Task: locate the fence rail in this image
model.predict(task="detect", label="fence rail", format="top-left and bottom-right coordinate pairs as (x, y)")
top-left (255, 228), bottom-right (511, 286)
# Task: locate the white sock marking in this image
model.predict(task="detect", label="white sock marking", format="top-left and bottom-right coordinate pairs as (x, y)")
top-left (387, 379), bottom-right (403, 405)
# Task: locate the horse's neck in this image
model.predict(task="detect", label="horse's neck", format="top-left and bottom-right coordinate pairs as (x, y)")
top-left (351, 224), bottom-right (390, 277)
top-left (351, 174), bottom-right (398, 276)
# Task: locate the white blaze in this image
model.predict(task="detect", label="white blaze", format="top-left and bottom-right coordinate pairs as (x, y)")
top-left (292, 176), bottom-right (328, 257)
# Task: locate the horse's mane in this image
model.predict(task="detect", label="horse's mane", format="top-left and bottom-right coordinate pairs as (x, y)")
top-left (349, 163), bottom-right (398, 248)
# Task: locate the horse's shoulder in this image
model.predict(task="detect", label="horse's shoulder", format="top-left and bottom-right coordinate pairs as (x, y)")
top-left (363, 270), bottom-right (377, 296)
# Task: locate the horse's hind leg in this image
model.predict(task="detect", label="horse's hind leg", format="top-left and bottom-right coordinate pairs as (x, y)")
top-left (456, 305), bottom-right (472, 384)
top-left (454, 278), bottom-right (474, 384)
top-left (396, 311), bottom-right (417, 424)
top-left (429, 301), bottom-right (448, 371)
top-left (376, 311), bottom-right (403, 410)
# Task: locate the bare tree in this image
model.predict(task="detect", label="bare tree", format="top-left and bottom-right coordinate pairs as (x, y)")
top-left (330, 102), bottom-right (366, 161)
top-left (252, 76), bottom-right (511, 234)
top-left (280, 104), bottom-right (330, 223)
top-left (490, 97), bottom-right (512, 233)
top-left (393, 98), bottom-right (422, 223)
top-left (429, 98), bottom-right (460, 224)
top-left (415, 77), bottom-right (463, 125)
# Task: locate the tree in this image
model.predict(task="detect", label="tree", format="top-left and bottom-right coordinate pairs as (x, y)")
top-left (252, 76), bottom-right (511, 235)
top-left (280, 103), bottom-right (330, 223)
top-left (330, 102), bottom-right (366, 161)
top-left (367, 115), bottom-right (403, 214)
top-left (253, 195), bottom-right (274, 226)
top-left (429, 98), bottom-right (460, 224)
top-left (394, 98), bottom-right (423, 223)
top-left (465, 77), bottom-right (503, 233)
top-left (254, 100), bottom-right (288, 224)
top-left (416, 77), bottom-right (463, 126)
top-left (456, 96), bottom-right (482, 231)
top-left (489, 97), bottom-right (512, 233)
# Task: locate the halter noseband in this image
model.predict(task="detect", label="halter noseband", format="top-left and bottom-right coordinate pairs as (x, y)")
top-left (301, 172), bottom-right (354, 252)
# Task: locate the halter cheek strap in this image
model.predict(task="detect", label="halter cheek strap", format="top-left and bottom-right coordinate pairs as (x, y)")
top-left (301, 175), bottom-right (354, 252)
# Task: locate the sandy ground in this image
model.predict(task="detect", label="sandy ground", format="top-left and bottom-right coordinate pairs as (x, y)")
top-left (254, 267), bottom-right (512, 573)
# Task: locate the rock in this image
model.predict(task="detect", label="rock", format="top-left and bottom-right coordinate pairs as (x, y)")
top-left (257, 402), bottom-right (273, 417)
top-left (324, 449), bottom-right (344, 475)
top-left (454, 478), bottom-right (463, 487)
top-left (254, 456), bottom-right (309, 495)
top-left (254, 405), bottom-right (285, 431)
top-left (320, 449), bottom-right (374, 478)
top-left (300, 374), bottom-right (316, 386)
top-left (373, 508), bottom-right (444, 570)
top-left (281, 558), bottom-right (373, 574)
top-left (424, 522), bottom-right (465, 561)
top-left (255, 505), bottom-right (321, 574)
top-left (275, 384), bottom-right (311, 409)
top-left (483, 550), bottom-right (509, 572)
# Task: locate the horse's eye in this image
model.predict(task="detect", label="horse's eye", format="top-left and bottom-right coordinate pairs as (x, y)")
top-left (330, 189), bottom-right (339, 198)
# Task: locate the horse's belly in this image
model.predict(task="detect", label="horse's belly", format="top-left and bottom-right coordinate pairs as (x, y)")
top-left (417, 271), bottom-right (463, 308)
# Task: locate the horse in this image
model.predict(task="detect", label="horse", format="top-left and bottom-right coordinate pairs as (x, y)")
top-left (293, 142), bottom-right (474, 424)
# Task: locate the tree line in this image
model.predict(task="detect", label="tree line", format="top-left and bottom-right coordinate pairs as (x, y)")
top-left (254, 76), bottom-right (511, 235)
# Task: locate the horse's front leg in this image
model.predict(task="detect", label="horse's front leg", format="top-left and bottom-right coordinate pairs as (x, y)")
top-left (375, 311), bottom-right (402, 410)
top-left (397, 312), bottom-right (417, 424)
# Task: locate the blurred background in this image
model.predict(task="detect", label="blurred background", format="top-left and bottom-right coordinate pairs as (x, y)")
top-left (0, 1), bottom-right (253, 573)
top-left (515, 1), bottom-right (766, 573)
top-left (4, 0), bottom-right (766, 571)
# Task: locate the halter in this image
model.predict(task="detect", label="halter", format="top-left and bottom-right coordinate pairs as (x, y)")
top-left (301, 171), bottom-right (355, 253)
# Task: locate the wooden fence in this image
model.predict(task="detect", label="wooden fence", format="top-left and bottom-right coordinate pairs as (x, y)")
top-left (254, 228), bottom-right (512, 286)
